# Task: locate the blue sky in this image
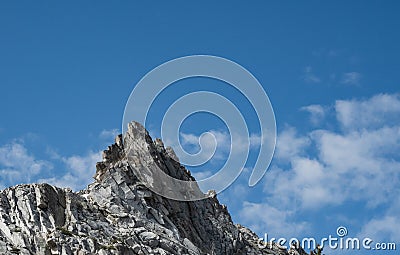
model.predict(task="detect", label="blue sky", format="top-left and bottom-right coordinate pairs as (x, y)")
top-left (1, 1), bottom-right (400, 254)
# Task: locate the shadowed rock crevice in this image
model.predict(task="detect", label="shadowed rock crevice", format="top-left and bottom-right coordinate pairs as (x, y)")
top-left (0, 121), bottom-right (307, 255)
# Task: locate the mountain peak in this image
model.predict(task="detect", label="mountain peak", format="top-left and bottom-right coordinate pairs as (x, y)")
top-left (0, 121), bottom-right (307, 255)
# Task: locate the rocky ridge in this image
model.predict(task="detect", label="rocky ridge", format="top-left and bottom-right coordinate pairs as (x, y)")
top-left (0, 122), bottom-right (307, 255)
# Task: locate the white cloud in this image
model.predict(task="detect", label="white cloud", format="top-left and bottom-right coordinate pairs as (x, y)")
top-left (267, 125), bottom-right (400, 211)
top-left (0, 142), bottom-right (53, 187)
top-left (39, 150), bottom-right (102, 191)
top-left (335, 93), bottom-right (400, 130)
top-left (181, 130), bottom-right (229, 152)
top-left (358, 215), bottom-right (400, 242)
top-left (238, 93), bottom-right (400, 240)
top-left (180, 130), bottom-right (226, 162)
top-left (301, 104), bottom-right (327, 125)
top-left (239, 201), bottom-right (308, 238)
top-left (0, 129), bottom-right (107, 191)
top-left (356, 195), bottom-right (400, 242)
top-left (191, 170), bottom-right (213, 180)
top-left (179, 130), bottom-right (265, 162)
top-left (274, 127), bottom-right (310, 161)
top-left (341, 72), bottom-right (361, 85)
top-left (40, 129), bottom-right (115, 190)
top-left (303, 66), bottom-right (321, 83)
top-left (312, 127), bottom-right (400, 207)
top-left (262, 157), bottom-right (341, 210)
top-left (99, 128), bottom-right (120, 141)
top-left (180, 132), bottom-right (201, 146)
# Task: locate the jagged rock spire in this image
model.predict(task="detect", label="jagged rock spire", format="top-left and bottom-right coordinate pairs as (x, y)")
top-left (0, 121), bottom-right (306, 255)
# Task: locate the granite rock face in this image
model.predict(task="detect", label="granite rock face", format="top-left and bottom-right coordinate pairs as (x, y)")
top-left (0, 122), bottom-right (306, 255)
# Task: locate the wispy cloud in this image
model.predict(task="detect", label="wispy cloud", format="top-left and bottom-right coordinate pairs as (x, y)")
top-left (238, 93), bottom-right (400, 239)
top-left (39, 150), bottom-right (102, 191)
top-left (303, 66), bottom-right (321, 83)
top-left (300, 104), bottom-right (327, 125)
top-left (99, 128), bottom-right (120, 141)
top-left (192, 170), bottom-right (213, 180)
top-left (341, 72), bottom-right (361, 85)
top-left (274, 127), bottom-right (310, 161)
top-left (0, 130), bottom-right (107, 191)
top-left (0, 141), bottom-right (53, 188)
top-left (358, 215), bottom-right (400, 242)
top-left (335, 93), bottom-right (400, 130)
top-left (179, 129), bottom-right (266, 163)
top-left (311, 48), bottom-right (340, 58)
top-left (240, 201), bottom-right (309, 238)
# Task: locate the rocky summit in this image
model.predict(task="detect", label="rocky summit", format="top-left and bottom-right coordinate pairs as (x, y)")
top-left (0, 122), bottom-right (307, 255)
